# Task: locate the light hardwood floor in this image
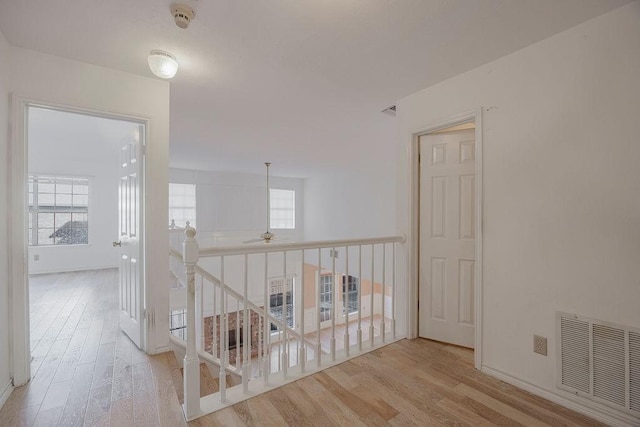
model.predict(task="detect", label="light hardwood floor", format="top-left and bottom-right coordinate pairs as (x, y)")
top-left (0, 269), bottom-right (604, 426)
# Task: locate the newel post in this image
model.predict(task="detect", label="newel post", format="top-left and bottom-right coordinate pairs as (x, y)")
top-left (182, 223), bottom-right (200, 420)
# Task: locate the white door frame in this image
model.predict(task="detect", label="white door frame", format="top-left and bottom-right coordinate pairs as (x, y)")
top-left (8, 95), bottom-right (150, 386)
top-left (408, 109), bottom-right (483, 370)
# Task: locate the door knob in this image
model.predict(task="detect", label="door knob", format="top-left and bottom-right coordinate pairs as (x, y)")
top-left (112, 241), bottom-right (122, 247)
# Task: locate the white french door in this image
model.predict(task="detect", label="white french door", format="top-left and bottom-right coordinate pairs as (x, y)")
top-left (419, 129), bottom-right (476, 348)
top-left (116, 125), bottom-right (145, 349)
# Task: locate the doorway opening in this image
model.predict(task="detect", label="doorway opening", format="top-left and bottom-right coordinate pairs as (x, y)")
top-left (415, 114), bottom-right (482, 368)
top-left (24, 105), bottom-right (147, 390)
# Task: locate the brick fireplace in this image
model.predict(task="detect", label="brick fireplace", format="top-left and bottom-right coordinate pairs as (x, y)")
top-left (204, 309), bottom-right (263, 363)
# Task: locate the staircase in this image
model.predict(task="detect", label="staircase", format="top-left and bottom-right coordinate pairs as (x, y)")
top-left (169, 359), bottom-right (233, 404)
top-left (168, 337), bottom-right (241, 403)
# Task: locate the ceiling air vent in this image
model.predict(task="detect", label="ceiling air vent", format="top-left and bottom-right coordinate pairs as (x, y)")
top-left (381, 105), bottom-right (396, 117)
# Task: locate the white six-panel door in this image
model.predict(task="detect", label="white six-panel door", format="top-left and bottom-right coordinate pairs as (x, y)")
top-left (419, 129), bottom-right (475, 348)
top-left (117, 126), bottom-right (144, 349)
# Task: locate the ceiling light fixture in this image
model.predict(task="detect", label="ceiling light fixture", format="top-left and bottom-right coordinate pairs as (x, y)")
top-left (148, 50), bottom-right (179, 79)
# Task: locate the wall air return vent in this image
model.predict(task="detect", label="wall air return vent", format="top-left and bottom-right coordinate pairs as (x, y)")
top-left (630, 332), bottom-right (640, 413)
top-left (560, 316), bottom-right (590, 393)
top-left (558, 312), bottom-right (640, 420)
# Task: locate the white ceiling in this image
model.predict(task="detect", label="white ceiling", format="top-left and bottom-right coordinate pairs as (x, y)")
top-left (0, 0), bottom-right (630, 177)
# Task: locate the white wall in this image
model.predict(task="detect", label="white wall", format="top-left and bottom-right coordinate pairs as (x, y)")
top-left (169, 168), bottom-right (304, 241)
top-left (304, 165), bottom-right (397, 241)
top-left (0, 29), bottom-right (12, 406)
top-left (28, 108), bottom-right (138, 274)
top-left (7, 47), bottom-right (171, 356)
top-left (396, 2), bottom-right (640, 421)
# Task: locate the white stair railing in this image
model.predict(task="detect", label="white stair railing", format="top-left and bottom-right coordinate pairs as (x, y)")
top-left (169, 226), bottom-right (404, 421)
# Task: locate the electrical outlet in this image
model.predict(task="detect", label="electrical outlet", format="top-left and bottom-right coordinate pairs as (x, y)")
top-left (533, 335), bottom-right (547, 356)
top-left (34, 254), bottom-right (40, 262)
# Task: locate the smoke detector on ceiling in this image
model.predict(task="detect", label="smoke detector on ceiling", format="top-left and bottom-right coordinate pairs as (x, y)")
top-left (171, 4), bottom-right (195, 29)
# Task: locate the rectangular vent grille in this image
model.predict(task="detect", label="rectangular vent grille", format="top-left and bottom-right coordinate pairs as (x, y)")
top-left (558, 312), bottom-right (640, 417)
top-left (631, 332), bottom-right (640, 412)
top-left (560, 317), bottom-right (590, 393)
top-left (592, 324), bottom-right (625, 406)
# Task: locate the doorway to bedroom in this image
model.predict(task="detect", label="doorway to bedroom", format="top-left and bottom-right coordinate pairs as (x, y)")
top-left (25, 106), bottom-right (147, 417)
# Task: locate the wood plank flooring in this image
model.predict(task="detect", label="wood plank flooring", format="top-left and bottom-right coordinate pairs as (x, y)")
top-left (0, 269), bottom-right (606, 426)
top-left (189, 340), bottom-right (604, 427)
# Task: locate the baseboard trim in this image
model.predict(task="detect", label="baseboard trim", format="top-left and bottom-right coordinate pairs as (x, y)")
top-left (0, 380), bottom-right (13, 410)
top-left (481, 366), bottom-right (640, 427)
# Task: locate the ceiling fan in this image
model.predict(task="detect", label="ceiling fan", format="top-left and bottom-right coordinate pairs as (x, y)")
top-left (243, 162), bottom-right (279, 244)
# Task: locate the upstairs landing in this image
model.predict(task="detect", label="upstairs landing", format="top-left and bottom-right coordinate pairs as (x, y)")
top-left (0, 269), bottom-right (603, 426)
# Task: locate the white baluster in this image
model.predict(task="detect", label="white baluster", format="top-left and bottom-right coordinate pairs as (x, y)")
top-left (282, 251), bottom-right (288, 378)
top-left (370, 244), bottom-right (375, 347)
top-left (258, 312), bottom-right (263, 377)
top-left (381, 244), bottom-right (386, 342)
top-left (219, 256), bottom-right (227, 403)
top-left (236, 299), bottom-right (240, 369)
top-left (196, 274), bottom-right (203, 351)
top-left (212, 276), bottom-right (217, 359)
top-left (225, 292), bottom-right (230, 367)
top-left (330, 247), bottom-right (336, 361)
top-left (242, 254), bottom-right (249, 393)
top-left (263, 252), bottom-right (270, 385)
top-left (344, 246), bottom-right (350, 357)
top-left (277, 329), bottom-right (281, 373)
top-left (182, 225), bottom-right (200, 419)
top-left (316, 248), bottom-right (322, 367)
top-left (357, 245), bottom-right (363, 351)
top-left (299, 249), bottom-right (306, 372)
top-left (392, 243), bottom-right (396, 340)
top-left (281, 326), bottom-right (287, 377)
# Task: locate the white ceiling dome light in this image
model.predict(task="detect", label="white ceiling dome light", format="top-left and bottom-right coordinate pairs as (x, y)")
top-left (148, 50), bottom-right (178, 79)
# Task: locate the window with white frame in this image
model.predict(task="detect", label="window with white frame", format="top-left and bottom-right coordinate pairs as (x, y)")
top-left (170, 309), bottom-right (187, 340)
top-left (319, 274), bottom-right (333, 322)
top-left (342, 275), bottom-right (359, 315)
top-left (269, 275), bottom-right (295, 330)
top-left (28, 175), bottom-right (89, 246)
top-left (270, 189), bottom-right (295, 229)
top-left (169, 183), bottom-right (196, 228)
